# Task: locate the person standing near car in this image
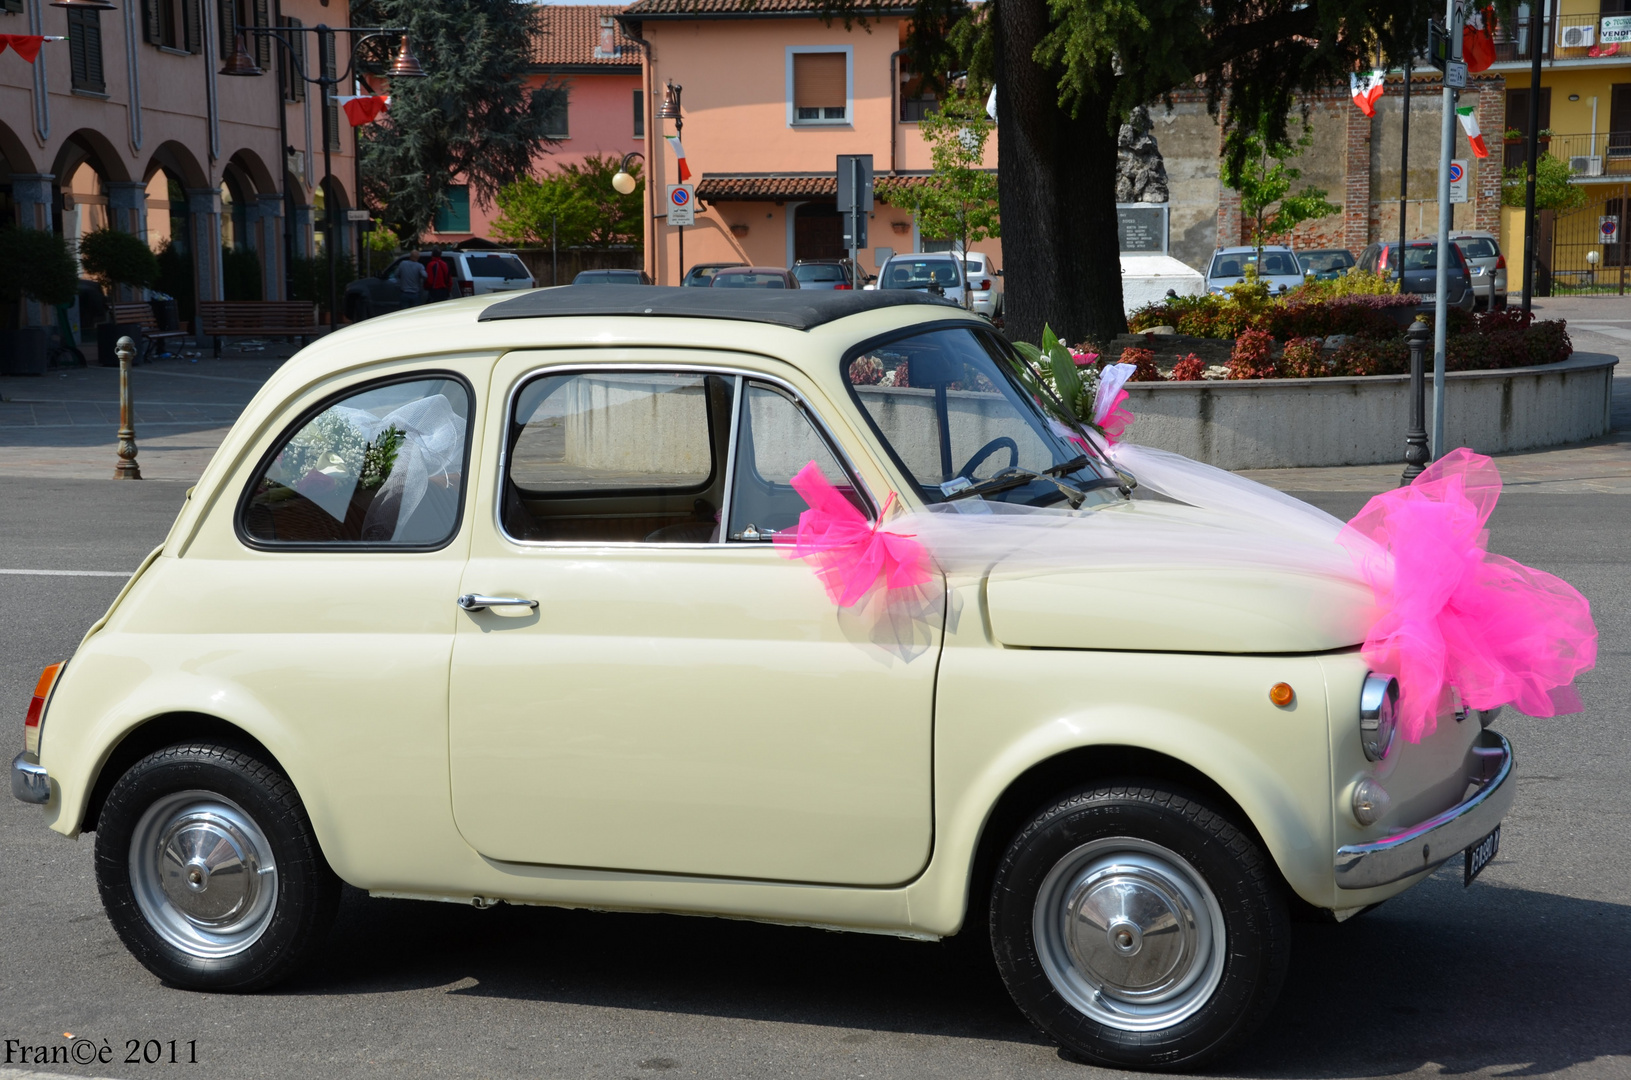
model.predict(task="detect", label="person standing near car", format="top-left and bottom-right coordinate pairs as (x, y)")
top-left (395, 251), bottom-right (427, 307)
top-left (424, 250), bottom-right (452, 303)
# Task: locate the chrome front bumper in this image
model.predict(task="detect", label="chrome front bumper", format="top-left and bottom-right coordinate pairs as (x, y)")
top-left (11, 752), bottom-right (50, 805)
top-left (1335, 729), bottom-right (1514, 890)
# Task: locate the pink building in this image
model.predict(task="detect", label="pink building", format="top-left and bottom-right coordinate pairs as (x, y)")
top-left (426, 4), bottom-right (644, 245)
top-left (617, 0), bottom-right (1000, 284)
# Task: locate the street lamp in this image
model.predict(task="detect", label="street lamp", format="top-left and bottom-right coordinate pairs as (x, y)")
top-left (655, 81), bottom-right (683, 283)
top-left (611, 151), bottom-right (644, 196)
top-left (220, 21), bottom-right (426, 327)
top-left (48, 0), bottom-right (117, 10)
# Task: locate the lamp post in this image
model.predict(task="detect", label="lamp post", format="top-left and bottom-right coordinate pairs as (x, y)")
top-left (220, 22), bottom-right (426, 326)
top-left (656, 81), bottom-right (682, 284)
top-left (1401, 317), bottom-right (1431, 485)
top-left (610, 151), bottom-right (645, 286)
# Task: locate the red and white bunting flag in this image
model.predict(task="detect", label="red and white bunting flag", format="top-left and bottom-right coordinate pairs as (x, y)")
top-left (1350, 71), bottom-right (1381, 117)
top-left (667, 136), bottom-right (691, 182)
top-left (337, 94), bottom-right (390, 127)
top-left (1366, 71), bottom-right (1385, 110)
top-left (1456, 106), bottom-right (1489, 158)
top-left (0, 34), bottom-right (48, 63)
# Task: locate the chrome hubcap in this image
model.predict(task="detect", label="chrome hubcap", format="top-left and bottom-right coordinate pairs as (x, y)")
top-left (130, 791), bottom-right (277, 959)
top-left (1034, 838), bottom-right (1226, 1031)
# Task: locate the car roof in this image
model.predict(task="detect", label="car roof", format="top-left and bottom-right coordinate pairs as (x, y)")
top-left (480, 285), bottom-right (957, 331)
top-left (1214, 246), bottom-right (1295, 255)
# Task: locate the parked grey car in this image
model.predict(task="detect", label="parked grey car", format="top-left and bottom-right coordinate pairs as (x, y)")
top-left (791, 259), bottom-right (859, 290)
top-left (1206, 246), bottom-right (1305, 295)
top-left (1448, 230), bottom-right (1508, 310)
top-left (1356, 241), bottom-right (1476, 312)
top-left (875, 253), bottom-right (967, 307)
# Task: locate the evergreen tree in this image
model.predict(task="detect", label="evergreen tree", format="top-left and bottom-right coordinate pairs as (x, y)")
top-left (353, 0), bottom-right (560, 240)
top-left (820, 0), bottom-right (1437, 343)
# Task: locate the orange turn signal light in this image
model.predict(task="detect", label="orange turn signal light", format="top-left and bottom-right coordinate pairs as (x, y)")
top-left (23, 662), bottom-right (63, 755)
top-left (1268, 682), bottom-right (1295, 707)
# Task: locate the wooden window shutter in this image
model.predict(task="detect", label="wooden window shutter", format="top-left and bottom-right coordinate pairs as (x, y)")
top-left (793, 52), bottom-right (846, 110)
top-left (142, 0), bottom-right (163, 46)
top-left (322, 31), bottom-right (339, 149)
top-left (184, 0), bottom-right (202, 54)
top-left (217, 0), bottom-right (236, 57)
top-left (67, 9), bottom-right (89, 86)
top-left (290, 20), bottom-right (305, 100)
top-left (68, 9), bottom-right (104, 92)
top-left (252, 0), bottom-right (269, 66)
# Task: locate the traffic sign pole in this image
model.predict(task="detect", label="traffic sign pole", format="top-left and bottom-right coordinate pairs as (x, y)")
top-left (1431, 0), bottom-right (1464, 461)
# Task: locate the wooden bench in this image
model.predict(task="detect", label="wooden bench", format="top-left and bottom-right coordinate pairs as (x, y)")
top-left (198, 301), bottom-right (320, 358)
top-left (109, 303), bottom-right (189, 362)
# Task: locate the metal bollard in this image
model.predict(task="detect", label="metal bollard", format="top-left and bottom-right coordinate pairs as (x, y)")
top-left (114, 335), bottom-right (142, 480)
top-left (1400, 317), bottom-right (1431, 486)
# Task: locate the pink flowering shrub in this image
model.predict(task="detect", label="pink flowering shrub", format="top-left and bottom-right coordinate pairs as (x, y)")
top-left (1226, 330), bottom-right (1278, 379)
top-left (1168, 354), bottom-right (1207, 381)
top-left (1279, 337), bottom-right (1329, 378)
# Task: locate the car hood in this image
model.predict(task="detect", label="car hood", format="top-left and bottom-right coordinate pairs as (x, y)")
top-left (980, 504), bottom-right (1375, 654)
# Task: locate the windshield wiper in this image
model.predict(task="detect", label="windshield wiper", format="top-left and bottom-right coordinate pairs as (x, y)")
top-left (942, 461), bottom-right (1117, 509)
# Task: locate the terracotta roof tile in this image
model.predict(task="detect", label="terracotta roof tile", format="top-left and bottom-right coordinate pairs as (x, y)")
top-left (696, 173), bottom-right (938, 202)
top-left (623, 0), bottom-right (915, 17)
top-left (530, 5), bottom-right (641, 68)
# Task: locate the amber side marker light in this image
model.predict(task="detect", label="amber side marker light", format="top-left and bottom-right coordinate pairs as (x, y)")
top-left (1268, 682), bottom-right (1295, 707)
top-left (24, 662), bottom-right (64, 755)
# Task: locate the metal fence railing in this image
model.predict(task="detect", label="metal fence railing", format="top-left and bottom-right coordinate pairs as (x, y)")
top-left (1549, 184), bottom-right (1630, 295)
top-left (1505, 133), bottom-right (1631, 176)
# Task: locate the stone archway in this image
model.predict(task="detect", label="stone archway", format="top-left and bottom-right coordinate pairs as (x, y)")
top-left (0, 119), bottom-right (45, 230)
top-left (142, 141), bottom-right (215, 320)
top-left (222, 149), bottom-right (283, 299)
top-left (51, 130), bottom-right (138, 264)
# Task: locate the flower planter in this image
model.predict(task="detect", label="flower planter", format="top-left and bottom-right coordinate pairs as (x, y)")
top-left (0, 327), bottom-right (48, 376)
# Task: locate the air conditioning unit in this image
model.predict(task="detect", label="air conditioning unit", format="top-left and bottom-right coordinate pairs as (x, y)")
top-left (1561, 24), bottom-right (1595, 47)
top-left (1570, 155), bottom-right (1605, 176)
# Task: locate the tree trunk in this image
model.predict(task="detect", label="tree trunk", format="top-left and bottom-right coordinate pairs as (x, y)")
top-left (995, 0), bottom-right (1127, 347)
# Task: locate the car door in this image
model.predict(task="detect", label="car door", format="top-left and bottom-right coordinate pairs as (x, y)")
top-left (368, 259), bottom-right (406, 311)
top-left (447, 351), bottom-right (943, 886)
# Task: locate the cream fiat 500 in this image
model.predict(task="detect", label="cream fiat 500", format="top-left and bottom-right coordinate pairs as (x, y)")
top-left (12, 288), bottom-right (1513, 1070)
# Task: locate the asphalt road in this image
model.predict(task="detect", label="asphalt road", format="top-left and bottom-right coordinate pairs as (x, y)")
top-left (1, 478), bottom-right (1627, 1080)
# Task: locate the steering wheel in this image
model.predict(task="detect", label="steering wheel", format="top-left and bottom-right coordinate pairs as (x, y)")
top-left (956, 436), bottom-right (1020, 481)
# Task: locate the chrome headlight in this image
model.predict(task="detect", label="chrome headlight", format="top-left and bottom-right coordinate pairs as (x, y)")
top-left (1359, 673), bottom-right (1400, 762)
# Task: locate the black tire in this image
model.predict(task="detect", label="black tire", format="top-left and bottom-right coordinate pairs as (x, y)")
top-left (989, 782), bottom-right (1289, 1072)
top-left (93, 743), bottom-right (340, 992)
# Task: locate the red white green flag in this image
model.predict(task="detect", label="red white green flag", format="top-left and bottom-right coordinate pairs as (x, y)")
top-left (1456, 106), bottom-right (1489, 158)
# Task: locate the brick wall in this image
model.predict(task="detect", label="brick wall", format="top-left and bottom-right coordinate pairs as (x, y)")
top-left (1344, 103), bottom-right (1373, 252)
top-left (1473, 80), bottom-right (1505, 234)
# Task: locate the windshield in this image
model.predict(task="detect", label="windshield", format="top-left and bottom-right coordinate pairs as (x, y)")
top-left (843, 327), bottom-right (1122, 509)
top-left (793, 264), bottom-right (847, 283)
top-left (1455, 238), bottom-right (1499, 259)
top-left (1210, 251), bottom-right (1300, 277)
top-left (1301, 251), bottom-right (1354, 273)
top-left (713, 271), bottom-right (787, 288)
top-left (881, 259), bottom-right (962, 290)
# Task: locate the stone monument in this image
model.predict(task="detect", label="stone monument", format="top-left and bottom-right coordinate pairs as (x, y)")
top-left (1116, 105), bottom-right (1169, 204)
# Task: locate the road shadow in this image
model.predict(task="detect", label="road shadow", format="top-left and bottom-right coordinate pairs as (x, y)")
top-left (278, 870), bottom-right (1629, 1076)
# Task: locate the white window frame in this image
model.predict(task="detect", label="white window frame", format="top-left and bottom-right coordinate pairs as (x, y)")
top-left (785, 44), bottom-right (853, 128)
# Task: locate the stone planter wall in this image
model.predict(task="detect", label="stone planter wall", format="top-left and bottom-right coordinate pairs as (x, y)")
top-left (1123, 351), bottom-right (1617, 470)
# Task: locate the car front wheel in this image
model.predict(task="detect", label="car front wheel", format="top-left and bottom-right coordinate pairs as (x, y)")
top-left (93, 743), bottom-right (340, 991)
top-left (989, 782), bottom-right (1288, 1071)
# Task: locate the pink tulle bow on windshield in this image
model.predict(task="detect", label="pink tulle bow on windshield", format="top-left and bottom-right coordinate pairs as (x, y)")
top-left (1092, 363), bottom-right (1137, 445)
top-left (1339, 447), bottom-right (1597, 743)
top-left (775, 462), bottom-right (934, 607)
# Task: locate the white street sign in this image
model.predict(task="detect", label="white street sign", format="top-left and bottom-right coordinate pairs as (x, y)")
top-left (1449, 160), bottom-right (1468, 204)
top-left (666, 184), bottom-right (695, 227)
top-left (346, 209), bottom-right (372, 222)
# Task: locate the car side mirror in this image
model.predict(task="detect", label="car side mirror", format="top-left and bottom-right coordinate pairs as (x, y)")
top-left (994, 269), bottom-right (1004, 276)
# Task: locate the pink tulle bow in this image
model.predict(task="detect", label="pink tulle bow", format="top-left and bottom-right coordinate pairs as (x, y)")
top-left (774, 462), bottom-right (934, 607)
top-left (1092, 363), bottom-right (1137, 445)
top-left (1097, 389), bottom-right (1133, 443)
top-left (1339, 447), bottom-right (1597, 743)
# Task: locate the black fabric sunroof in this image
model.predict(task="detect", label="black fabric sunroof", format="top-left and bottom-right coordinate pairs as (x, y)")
top-left (476, 285), bottom-right (962, 331)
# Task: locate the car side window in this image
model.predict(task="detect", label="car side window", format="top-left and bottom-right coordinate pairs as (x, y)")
top-left (503, 371), bottom-right (736, 543)
top-left (241, 376), bottom-right (471, 547)
top-left (726, 382), bottom-right (865, 542)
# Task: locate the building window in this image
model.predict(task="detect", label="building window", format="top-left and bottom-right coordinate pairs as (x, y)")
top-left (434, 186), bottom-right (471, 233)
top-left (539, 86), bottom-right (570, 139)
top-left (67, 8), bottom-right (105, 93)
top-left (633, 87), bottom-right (644, 138)
top-left (788, 48), bottom-right (850, 125)
top-left (280, 16), bottom-right (305, 102)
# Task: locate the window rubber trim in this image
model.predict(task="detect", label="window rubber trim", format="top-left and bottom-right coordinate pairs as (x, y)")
top-left (233, 369), bottom-right (477, 554)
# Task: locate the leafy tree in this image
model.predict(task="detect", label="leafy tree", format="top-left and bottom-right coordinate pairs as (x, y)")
top-left (77, 227), bottom-right (160, 293)
top-left (910, 87), bottom-right (1000, 307)
top-left (1502, 152), bottom-right (1588, 212)
top-left (1220, 119), bottom-right (1341, 262)
top-left (491, 156), bottom-right (644, 248)
top-left (352, 0), bottom-right (563, 240)
top-left (816, 0), bottom-right (1437, 344)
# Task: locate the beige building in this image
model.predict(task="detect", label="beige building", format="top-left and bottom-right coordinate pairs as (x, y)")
top-left (1, 0), bottom-right (364, 328)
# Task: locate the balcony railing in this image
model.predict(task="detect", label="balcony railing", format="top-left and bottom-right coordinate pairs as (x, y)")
top-left (1502, 131), bottom-right (1631, 175)
top-left (1493, 12), bottom-right (1631, 63)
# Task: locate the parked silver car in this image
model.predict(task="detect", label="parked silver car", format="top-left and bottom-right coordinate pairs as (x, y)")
top-left (876, 253), bottom-right (967, 307)
top-left (1449, 230), bottom-right (1508, 310)
top-left (1206, 246), bottom-right (1304, 295)
top-left (963, 251), bottom-right (1004, 318)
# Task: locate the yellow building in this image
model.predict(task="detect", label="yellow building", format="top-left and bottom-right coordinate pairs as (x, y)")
top-left (1491, 0), bottom-right (1631, 292)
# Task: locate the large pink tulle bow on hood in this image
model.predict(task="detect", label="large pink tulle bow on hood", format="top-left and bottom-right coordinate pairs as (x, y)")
top-left (775, 462), bottom-right (934, 607)
top-left (1339, 448), bottom-right (1597, 743)
top-left (1092, 362), bottom-right (1137, 444)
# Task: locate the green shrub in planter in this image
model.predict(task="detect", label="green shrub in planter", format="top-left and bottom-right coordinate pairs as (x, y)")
top-left (78, 227), bottom-right (160, 296)
top-left (0, 227), bottom-right (79, 325)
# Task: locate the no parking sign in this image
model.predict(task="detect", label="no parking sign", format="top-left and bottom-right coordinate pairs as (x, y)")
top-left (1602, 216), bottom-right (1619, 241)
top-left (1448, 160), bottom-right (1468, 204)
top-left (666, 184), bottom-right (695, 227)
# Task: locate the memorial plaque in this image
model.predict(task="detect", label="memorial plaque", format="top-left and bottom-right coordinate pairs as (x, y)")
top-left (1117, 204), bottom-right (1168, 254)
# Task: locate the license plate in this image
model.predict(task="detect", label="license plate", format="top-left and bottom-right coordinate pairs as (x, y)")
top-left (1464, 824), bottom-right (1500, 886)
top-left (1420, 294), bottom-right (1437, 304)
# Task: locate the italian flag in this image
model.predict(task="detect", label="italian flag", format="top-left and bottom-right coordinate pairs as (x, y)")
top-left (667, 136), bottom-right (691, 182)
top-left (1350, 71), bottom-right (1384, 117)
top-left (1456, 106), bottom-right (1489, 158)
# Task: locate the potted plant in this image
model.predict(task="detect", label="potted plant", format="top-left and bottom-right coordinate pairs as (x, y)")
top-left (0, 227), bottom-right (79, 376)
top-left (78, 227), bottom-right (161, 366)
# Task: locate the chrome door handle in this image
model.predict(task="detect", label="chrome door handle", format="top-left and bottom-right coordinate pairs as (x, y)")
top-left (457, 594), bottom-right (538, 612)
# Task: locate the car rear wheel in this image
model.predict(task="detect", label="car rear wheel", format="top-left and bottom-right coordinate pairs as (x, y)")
top-left (94, 743), bottom-right (340, 991)
top-left (989, 782), bottom-right (1288, 1071)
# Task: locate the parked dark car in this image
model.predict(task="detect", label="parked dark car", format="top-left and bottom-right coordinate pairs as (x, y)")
top-left (1299, 249), bottom-right (1356, 280)
top-left (710, 267), bottom-right (800, 289)
top-left (682, 262), bottom-right (744, 287)
top-left (1355, 241), bottom-right (1476, 311)
top-left (573, 269), bottom-right (652, 285)
top-left (791, 259), bottom-right (858, 290)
